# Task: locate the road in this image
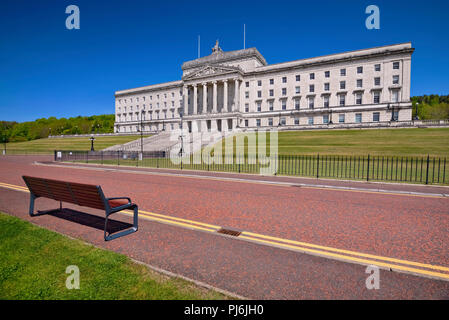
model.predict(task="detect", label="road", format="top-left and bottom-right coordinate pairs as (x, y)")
top-left (0, 155), bottom-right (448, 299)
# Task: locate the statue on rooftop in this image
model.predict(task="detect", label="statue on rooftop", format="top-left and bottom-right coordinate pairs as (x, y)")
top-left (212, 40), bottom-right (222, 53)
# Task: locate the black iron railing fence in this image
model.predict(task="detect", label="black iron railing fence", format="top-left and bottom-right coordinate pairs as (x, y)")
top-left (54, 150), bottom-right (448, 185)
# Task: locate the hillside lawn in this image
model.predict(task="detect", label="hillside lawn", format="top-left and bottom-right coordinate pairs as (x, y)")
top-left (0, 212), bottom-right (228, 300)
top-left (3, 135), bottom-right (149, 154)
top-left (222, 128), bottom-right (449, 157)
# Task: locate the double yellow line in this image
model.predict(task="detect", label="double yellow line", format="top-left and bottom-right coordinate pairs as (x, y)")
top-left (1, 180), bottom-right (449, 281)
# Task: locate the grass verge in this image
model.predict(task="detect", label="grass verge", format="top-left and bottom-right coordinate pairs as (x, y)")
top-left (0, 212), bottom-right (229, 300)
top-left (3, 135), bottom-right (151, 154)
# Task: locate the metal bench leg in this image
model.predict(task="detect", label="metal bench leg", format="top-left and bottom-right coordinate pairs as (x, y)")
top-left (28, 193), bottom-right (36, 217)
top-left (104, 205), bottom-right (139, 241)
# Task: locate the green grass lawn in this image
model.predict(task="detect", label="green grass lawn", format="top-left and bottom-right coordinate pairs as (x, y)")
top-left (3, 135), bottom-right (150, 154)
top-left (0, 212), bottom-right (228, 300)
top-left (214, 128), bottom-right (449, 157)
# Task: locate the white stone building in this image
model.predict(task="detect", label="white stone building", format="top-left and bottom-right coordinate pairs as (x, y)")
top-left (114, 42), bottom-right (414, 133)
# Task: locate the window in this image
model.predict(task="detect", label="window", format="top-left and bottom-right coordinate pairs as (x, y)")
top-left (340, 68), bottom-right (346, 76)
top-left (325, 71), bottom-right (330, 78)
top-left (393, 61), bottom-right (400, 69)
top-left (356, 93), bottom-right (362, 105)
top-left (295, 86), bottom-right (301, 94)
top-left (393, 111), bottom-right (399, 121)
top-left (269, 100), bottom-right (274, 111)
top-left (374, 77), bottom-right (381, 86)
top-left (309, 84), bottom-right (315, 92)
top-left (373, 91), bottom-right (380, 104)
top-left (308, 97), bottom-right (314, 109)
top-left (339, 114), bottom-right (345, 123)
top-left (357, 66), bottom-right (363, 74)
top-left (355, 113), bottom-right (362, 123)
top-left (245, 120), bottom-right (248, 127)
top-left (310, 73), bottom-right (315, 80)
top-left (294, 117), bottom-right (300, 125)
top-left (171, 92), bottom-right (174, 98)
top-left (280, 117), bottom-right (286, 126)
top-left (393, 75), bottom-right (400, 85)
top-left (323, 95), bottom-right (330, 108)
top-left (281, 100), bottom-right (286, 110)
top-left (339, 94), bottom-right (346, 106)
top-left (357, 79), bottom-right (363, 88)
top-left (258, 80), bottom-right (262, 86)
top-left (295, 99), bottom-right (300, 110)
top-left (324, 83), bottom-right (330, 91)
top-left (257, 90), bottom-right (262, 98)
top-left (245, 82), bottom-right (249, 87)
top-left (256, 119), bottom-right (261, 127)
top-left (296, 75), bottom-right (300, 81)
top-left (245, 103), bottom-right (249, 112)
top-left (282, 77), bottom-right (287, 83)
top-left (392, 90), bottom-right (399, 102)
top-left (308, 116), bottom-right (314, 125)
top-left (375, 64), bottom-right (381, 72)
top-left (270, 79), bottom-right (274, 85)
top-left (268, 118), bottom-right (273, 126)
top-left (269, 89), bottom-right (274, 97)
top-left (245, 91), bottom-right (249, 98)
top-left (323, 115), bottom-right (329, 124)
top-left (282, 88), bottom-right (287, 96)
top-left (340, 81), bottom-right (346, 90)
top-left (373, 112), bottom-right (380, 122)
top-left (257, 102), bottom-right (261, 112)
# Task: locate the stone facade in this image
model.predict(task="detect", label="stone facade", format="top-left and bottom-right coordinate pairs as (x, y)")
top-left (114, 42), bottom-right (414, 133)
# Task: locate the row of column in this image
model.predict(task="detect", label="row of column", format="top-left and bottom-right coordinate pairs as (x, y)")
top-left (182, 78), bottom-right (240, 116)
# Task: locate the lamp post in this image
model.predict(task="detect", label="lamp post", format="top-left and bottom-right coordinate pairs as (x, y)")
top-left (178, 111), bottom-right (184, 157)
top-left (90, 135), bottom-right (95, 151)
top-left (140, 111), bottom-right (144, 159)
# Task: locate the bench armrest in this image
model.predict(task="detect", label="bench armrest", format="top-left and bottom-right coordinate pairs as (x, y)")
top-left (107, 197), bottom-right (132, 203)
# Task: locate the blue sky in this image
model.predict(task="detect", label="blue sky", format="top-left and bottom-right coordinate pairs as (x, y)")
top-left (1, 0), bottom-right (448, 122)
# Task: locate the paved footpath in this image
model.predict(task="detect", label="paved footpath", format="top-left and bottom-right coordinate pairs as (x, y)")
top-left (0, 155), bottom-right (448, 299)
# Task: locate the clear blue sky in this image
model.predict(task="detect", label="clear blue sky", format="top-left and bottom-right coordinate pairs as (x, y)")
top-left (1, 0), bottom-right (448, 122)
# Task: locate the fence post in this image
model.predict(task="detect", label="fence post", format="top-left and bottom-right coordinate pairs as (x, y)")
top-left (101, 151), bottom-right (103, 165)
top-left (425, 154), bottom-right (430, 185)
top-left (316, 154), bottom-right (320, 178)
top-left (367, 154), bottom-right (370, 181)
top-left (86, 151), bottom-right (88, 164)
top-left (54, 150), bottom-right (57, 161)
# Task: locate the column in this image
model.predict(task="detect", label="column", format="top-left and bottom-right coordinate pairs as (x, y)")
top-left (223, 80), bottom-right (228, 113)
top-left (211, 119), bottom-right (218, 132)
top-left (212, 81), bottom-right (217, 113)
top-left (234, 78), bottom-right (239, 112)
top-left (202, 83), bottom-right (207, 113)
top-left (182, 85), bottom-right (188, 116)
top-left (193, 84), bottom-right (198, 115)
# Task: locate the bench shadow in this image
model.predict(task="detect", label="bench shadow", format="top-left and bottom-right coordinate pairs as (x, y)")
top-left (42, 208), bottom-right (133, 234)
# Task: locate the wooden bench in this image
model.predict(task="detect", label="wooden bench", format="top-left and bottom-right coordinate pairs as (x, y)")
top-left (22, 175), bottom-right (138, 241)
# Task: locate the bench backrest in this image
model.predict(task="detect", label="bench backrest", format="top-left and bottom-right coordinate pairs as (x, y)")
top-left (22, 176), bottom-right (107, 210)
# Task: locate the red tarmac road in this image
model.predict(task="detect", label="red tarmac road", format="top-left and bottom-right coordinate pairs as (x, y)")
top-left (0, 155), bottom-right (448, 299)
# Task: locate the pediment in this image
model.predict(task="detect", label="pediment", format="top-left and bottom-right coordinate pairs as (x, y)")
top-left (182, 65), bottom-right (241, 81)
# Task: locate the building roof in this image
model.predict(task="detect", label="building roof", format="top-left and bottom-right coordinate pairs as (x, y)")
top-left (182, 47), bottom-right (267, 70)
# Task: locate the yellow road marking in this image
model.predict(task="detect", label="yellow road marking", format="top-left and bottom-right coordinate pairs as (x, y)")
top-left (242, 231), bottom-right (449, 273)
top-left (1, 180), bottom-right (448, 280)
top-left (238, 235), bottom-right (449, 280)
